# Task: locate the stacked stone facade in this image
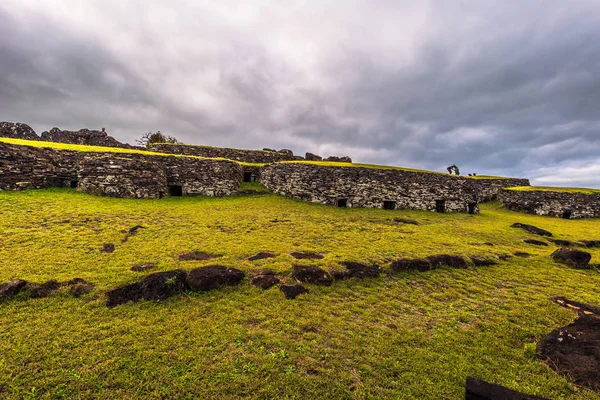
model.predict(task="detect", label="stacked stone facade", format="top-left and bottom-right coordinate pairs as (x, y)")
top-left (499, 188), bottom-right (600, 218)
top-left (41, 127), bottom-right (133, 149)
top-left (0, 122), bottom-right (39, 140)
top-left (471, 178), bottom-right (530, 202)
top-left (149, 144), bottom-right (298, 163)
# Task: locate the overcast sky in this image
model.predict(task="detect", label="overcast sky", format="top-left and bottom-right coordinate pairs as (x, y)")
top-left (1, 1), bottom-right (600, 187)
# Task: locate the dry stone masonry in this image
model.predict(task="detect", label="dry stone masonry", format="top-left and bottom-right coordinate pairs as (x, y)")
top-left (470, 177), bottom-right (530, 202)
top-left (0, 122), bottom-right (38, 140)
top-left (41, 127), bottom-right (134, 148)
top-left (500, 188), bottom-right (600, 218)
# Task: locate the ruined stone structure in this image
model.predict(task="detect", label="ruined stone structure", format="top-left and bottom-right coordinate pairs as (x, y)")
top-left (470, 178), bottom-right (531, 202)
top-left (499, 188), bottom-right (600, 219)
top-left (0, 122), bottom-right (38, 140)
top-left (0, 142), bottom-right (241, 198)
top-left (41, 127), bottom-right (133, 149)
top-left (149, 143), bottom-right (298, 163)
top-left (260, 162), bottom-right (480, 213)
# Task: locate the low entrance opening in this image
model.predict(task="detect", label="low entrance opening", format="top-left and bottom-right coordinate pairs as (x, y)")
top-left (70, 180), bottom-right (78, 189)
top-left (562, 209), bottom-right (572, 219)
top-left (168, 185), bottom-right (183, 197)
top-left (435, 200), bottom-right (446, 213)
top-left (243, 172), bottom-right (253, 182)
top-left (383, 201), bottom-right (396, 210)
top-left (468, 203), bottom-right (477, 215)
top-left (337, 199), bottom-right (348, 208)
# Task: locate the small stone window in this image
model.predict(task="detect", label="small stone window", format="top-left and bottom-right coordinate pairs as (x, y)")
top-left (562, 209), bottom-right (572, 219)
top-left (383, 201), bottom-right (396, 210)
top-left (435, 200), bottom-right (446, 213)
top-left (467, 203), bottom-right (477, 215)
top-left (243, 172), bottom-right (253, 182)
top-left (168, 185), bottom-right (183, 197)
top-left (70, 180), bottom-right (78, 189)
top-left (337, 199), bottom-right (348, 208)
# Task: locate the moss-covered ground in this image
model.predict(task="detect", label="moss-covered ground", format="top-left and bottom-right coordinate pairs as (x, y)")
top-left (0, 187), bottom-right (599, 399)
top-left (506, 186), bottom-right (600, 195)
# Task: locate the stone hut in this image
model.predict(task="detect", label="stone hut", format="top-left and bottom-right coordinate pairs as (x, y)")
top-left (499, 187), bottom-right (600, 219)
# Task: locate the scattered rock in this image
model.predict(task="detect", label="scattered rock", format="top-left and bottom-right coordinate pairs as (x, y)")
top-left (0, 279), bottom-right (27, 301)
top-left (511, 223), bottom-right (552, 237)
top-left (551, 248), bottom-right (592, 269)
top-left (465, 377), bottom-right (549, 400)
top-left (483, 242), bottom-right (495, 246)
top-left (470, 257), bottom-right (498, 267)
top-left (513, 251), bottom-right (532, 258)
top-left (551, 296), bottom-right (600, 316)
top-left (581, 240), bottom-right (600, 248)
top-left (548, 238), bottom-right (577, 247)
top-left (290, 252), bottom-right (324, 260)
top-left (30, 280), bottom-right (61, 298)
top-left (71, 283), bottom-right (94, 297)
top-left (334, 261), bottom-right (381, 280)
top-left (393, 218), bottom-right (419, 225)
top-left (523, 239), bottom-right (548, 246)
top-left (280, 284), bottom-right (309, 299)
top-left (106, 269), bottom-right (188, 308)
top-left (391, 258), bottom-right (431, 272)
top-left (131, 263), bottom-right (156, 272)
top-left (187, 265), bottom-right (245, 291)
top-left (178, 251), bottom-right (220, 261)
top-left (251, 271), bottom-right (280, 290)
top-left (66, 278), bottom-right (88, 286)
top-left (122, 225), bottom-right (146, 242)
top-left (0, 121), bottom-right (39, 140)
top-left (292, 265), bottom-right (333, 286)
top-left (499, 254), bottom-right (513, 261)
top-left (248, 252), bottom-right (277, 261)
top-left (427, 254), bottom-right (467, 269)
top-left (101, 243), bottom-right (116, 253)
top-left (324, 155), bottom-right (352, 163)
top-left (305, 152), bottom-right (322, 161)
top-left (537, 303), bottom-right (600, 393)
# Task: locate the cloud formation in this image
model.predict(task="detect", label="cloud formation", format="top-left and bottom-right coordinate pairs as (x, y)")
top-left (1, 1), bottom-right (600, 187)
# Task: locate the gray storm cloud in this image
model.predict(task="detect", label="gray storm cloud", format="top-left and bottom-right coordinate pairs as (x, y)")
top-left (1, 0), bottom-right (600, 187)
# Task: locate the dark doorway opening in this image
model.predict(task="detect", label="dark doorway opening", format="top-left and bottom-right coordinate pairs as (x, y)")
top-left (562, 209), bottom-right (572, 219)
top-left (168, 185), bottom-right (183, 197)
top-left (243, 172), bottom-right (253, 182)
top-left (435, 200), bottom-right (446, 213)
top-left (383, 201), bottom-right (396, 210)
top-left (337, 199), bottom-right (348, 208)
top-left (70, 180), bottom-right (78, 189)
top-left (468, 203), bottom-right (477, 215)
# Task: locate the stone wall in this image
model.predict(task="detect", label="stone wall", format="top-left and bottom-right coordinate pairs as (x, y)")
top-left (499, 189), bottom-right (600, 218)
top-left (149, 144), bottom-right (298, 163)
top-left (41, 127), bottom-right (134, 149)
top-left (260, 163), bottom-right (479, 213)
top-left (470, 178), bottom-right (530, 202)
top-left (0, 142), bottom-right (242, 198)
top-left (0, 122), bottom-right (39, 140)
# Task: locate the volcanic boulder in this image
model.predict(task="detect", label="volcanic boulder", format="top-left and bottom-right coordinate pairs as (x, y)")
top-left (465, 377), bottom-right (549, 400)
top-left (106, 269), bottom-right (188, 307)
top-left (551, 248), bottom-right (592, 269)
top-left (280, 284), bottom-right (309, 299)
top-left (186, 266), bottom-right (245, 291)
top-left (427, 254), bottom-right (467, 269)
top-left (391, 258), bottom-right (431, 272)
top-left (511, 223), bottom-right (552, 237)
top-left (251, 271), bottom-right (280, 290)
top-left (0, 279), bottom-right (27, 301)
top-left (292, 265), bottom-right (333, 286)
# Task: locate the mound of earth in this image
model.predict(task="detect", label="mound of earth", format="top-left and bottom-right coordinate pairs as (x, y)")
top-left (537, 298), bottom-right (600, 393)
top-left (292, 265), bottom-right (333, 286)
top-left (251, 271), bottom-right (280, 290)
top-left (106, 269), bottom-right (188, 308)
top-left (187, 265), bottom-right (244, 291)
top-left (248, 252), bottom-right (276, 261)
top-left (280, 284), bottom-right (309, 299)
top-left (551, 248), bottom-right (592, 269)
top-left (465, 377), bottom-right (548, 400)
top-left (470, 257), bottom-right (498, 267)
top-left (333, 261), bottom-right (381, 280)
top-left (290, 252), bottom-right (324, 260)
top-left (427, 254), bottom-right (467, 269)
top-left (523, 239), bottom-right (548, 246)
top-left (0, 279), bottom-right (28, 301)
top-left (511, 223), bottom-right (552, 237)
top-left (391, 258), bottom-right (431, 272)
top-left (178, 251), bottom-right (220, 261)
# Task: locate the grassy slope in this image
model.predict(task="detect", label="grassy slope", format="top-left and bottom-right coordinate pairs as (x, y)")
top-left (507, 186), bottom-right (600, 195)
top-left (0, 189), bottom-right (599, 399)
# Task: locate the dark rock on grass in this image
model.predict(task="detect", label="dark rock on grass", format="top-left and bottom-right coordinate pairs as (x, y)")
top-left (548, 238), bottom-right (578, 247)
top-left (71, 283), bottom-right (94, 297)
top-left (511, 223), bottom-right (552, 237)
top-left (290, 252), bottom-right (324, 260)
top-left (292, 265), bottom-right (333, 286)
top-left (523, 239), bottom-right (548, 246)
top-left (248, 252), bottom-right (277, 261)
top-left (513, 251), bottom-right (532, 258)
top-left (551, 248), bottom-right (592, 269)
top-left (101, 243), bottom-right (115, 253)
top-left (187, 265), bottom-right (244, 291)
top-left (251, 271), bottom-right (280, 290)
top-left (122, 225), bottom-right (146, 242)
top-left (483, 242), bottom-right (495, 246)
top-left (106, 269), bottom-right (188, 308)
top-left (581, 240), bottom-right (600, 248)
top-left (131, 263), bottom-right (156, 272)
top-left (537, 314), bottom-right (600, 393)
top-left (465, 377), bottom-right (549, 400)
top-left (391, 258), bottom-right (431, 272)
top-left (280, 284), bottom-right (309, 299)
top-left (392, 218), bottom-right (419, 225)
top-left (552, 296), bottom-right (600, 316)
top-left (470, 257), bottom-right (499, 267)
top-left (0, 279), bottom-right (27, 301)
top-left (29, 280), bottom-right (61, 298)
top-left (499, 254), bottom-right (513, 261)
top-left (66, 278), bottom-right (88, 285)
top-left (178, 251), bottom-right (220, 261)
top-left (427, 254), bottom-right (467, 269)
top-left (335, 261), bottom-right (381, 280)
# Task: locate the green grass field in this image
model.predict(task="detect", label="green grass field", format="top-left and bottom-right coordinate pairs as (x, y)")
top-left (1, 187), bottom-right (599, 399)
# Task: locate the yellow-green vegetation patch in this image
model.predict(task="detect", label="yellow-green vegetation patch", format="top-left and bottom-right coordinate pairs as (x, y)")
top-left (1, 189), bottom-right (599, 399)
top-left (506, 186), bottom-right (600, 195)
top-left (0, 138), bottom-right (264, 167)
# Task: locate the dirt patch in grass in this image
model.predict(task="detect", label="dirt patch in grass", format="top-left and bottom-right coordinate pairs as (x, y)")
top-left (280, 284), bottom-right (309, 299)
top-left (100, 243), bottom-right (115, 253)
top-left (393, 218), bottom-right (419, 225)
top-left (523, 239), bottom-right (548, 246)
top-left (290, 252), bottom-right (324, 260)
top-left (332, 261), bottom-right (382, 280)
top-left (427, 254), bottom-right (467, 269)
top-left (513, 251), bottom-right (532, 258)
top-left (186, 266), bottom-right (244, 291)
top-left (29, 280), bottom-right (61, 298)
top-left (391, 258), bottom-right (431, 272)
top-left (470, 257), bottom-right (498, 267)
top-left (248, 252), bottom-right (277, 261)
top-left (178, 251), bottom-right (220, 261)
top-left (251, 271), bottom-right (280, 290)
top-left (465, 377), bottom-right (548, 399)
top-left (511, 223), bottom-right (552, 237)
top-left (292, 265), bottom-right (333, 286)
top-left (106, 270), bottom-right (188, 308)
